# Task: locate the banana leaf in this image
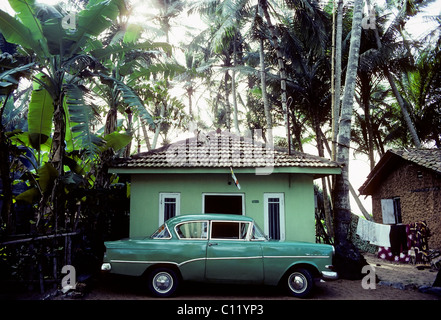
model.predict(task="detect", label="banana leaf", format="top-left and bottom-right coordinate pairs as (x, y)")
top-left (102, 131), bottom-right (132, 152)
top-left (65, 83), bottom-right (104, 159)
top-left (37, 162), bottom-right (58, 193)
top-left (69, 0), bottom-right (124, 56)
top-left (27, 75), bottom-right (54, 150)
top-left (15, 187), bottom-right (39, 204)
top-left (40, 16), bottom-right (76, 56)
top-left (15, 162), bottom-right (58, 204)
top-left (0, 9), bottom-right (43, 56)
top-left (123, 23), bottom-right (143, 43)
top-left (8, 0), bottom-right (49, 57)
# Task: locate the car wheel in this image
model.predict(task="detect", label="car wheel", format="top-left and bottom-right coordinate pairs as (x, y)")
top-left (147, 268), bottom-right (179, 297)
top-left (285, 268), bottom-right (314, 298)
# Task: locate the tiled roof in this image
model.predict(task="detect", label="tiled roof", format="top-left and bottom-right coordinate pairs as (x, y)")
top-left (389, 148), bottom-right (441, 174)
top-left (359, 148), bottom-right (441, 195)
top-left (111, 131), bottom-right (339, 170)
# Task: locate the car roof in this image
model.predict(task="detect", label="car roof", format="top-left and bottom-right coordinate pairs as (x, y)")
top-left (166, 214), bottom-right (254, 226)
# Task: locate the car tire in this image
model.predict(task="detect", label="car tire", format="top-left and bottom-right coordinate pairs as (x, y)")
top-left (147, 267), bottom-right (179, 297)
top-left (284, 268), bottom-right (314, 298)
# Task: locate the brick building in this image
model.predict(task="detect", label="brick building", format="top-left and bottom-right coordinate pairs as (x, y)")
top-left (359, 148), bottom-right (441, 250)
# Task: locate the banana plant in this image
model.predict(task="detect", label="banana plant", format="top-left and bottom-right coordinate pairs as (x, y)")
top-left (0, 0), bottom-right (128, 171)
top-left (0, 0), bottom-right (130, 234)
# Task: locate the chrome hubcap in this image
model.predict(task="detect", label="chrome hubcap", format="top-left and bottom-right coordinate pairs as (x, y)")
top-left (288, 273), bottom-right (307, 293)
top-left (153, 272), bottom-right (173, 293)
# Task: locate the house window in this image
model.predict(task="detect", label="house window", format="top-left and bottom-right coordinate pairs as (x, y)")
top-left (264, 193), bottom-right (285, 240)
top-left (381, 198), bottom-right (402, 224)
top-left (203, 193), bottom-right (244, 215)
top-left (159, 193), bottom-right (180, 226)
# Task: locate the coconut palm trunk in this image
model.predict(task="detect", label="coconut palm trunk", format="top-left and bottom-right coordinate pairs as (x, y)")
top-left (331, 0), bottom-right (343, 161)
top-left (334, 0), bottom-right (363, 245)
top-left (332, 0), bottom-right (369, 279)
top-left (259, 0), bottom-right (289, 150)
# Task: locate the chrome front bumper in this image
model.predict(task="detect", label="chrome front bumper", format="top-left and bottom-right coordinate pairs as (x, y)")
top-left (101, 263), bottom-right (112, 272)
top-left (321, 270), bottom-right (338, 280)
top-left (321, 264), bottom-right (338, 280)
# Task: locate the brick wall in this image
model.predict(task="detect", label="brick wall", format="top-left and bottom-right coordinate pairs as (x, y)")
top-left (371, 161), bottom-right (441, 250)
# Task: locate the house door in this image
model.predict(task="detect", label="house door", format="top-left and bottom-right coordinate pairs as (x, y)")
top-left (264, 193), bottom-right (285, 240)
top-left (159, 193), bottom-right (180, 226)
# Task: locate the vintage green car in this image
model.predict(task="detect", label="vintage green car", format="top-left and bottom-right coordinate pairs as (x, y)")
top-left (101, 214), bottom-right (337, 298)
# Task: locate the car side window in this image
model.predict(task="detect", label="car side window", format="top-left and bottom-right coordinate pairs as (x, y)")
top-left (176, 221), bottom-right (208, 239)
top-left (151, 224), bottom-right (171, 239)
top-left (251, 224), bottom-right (266, 241)
top-left (211, 221), bottom-right (250, 240)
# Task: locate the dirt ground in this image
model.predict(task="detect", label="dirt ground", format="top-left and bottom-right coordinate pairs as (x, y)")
top-left (60, 252), bottom-right (441, 301)
top-left (4, 252), bottom-right (440, 301)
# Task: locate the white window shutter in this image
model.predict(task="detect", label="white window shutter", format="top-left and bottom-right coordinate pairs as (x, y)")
top-left (381, 199), bottom-right (395, 224)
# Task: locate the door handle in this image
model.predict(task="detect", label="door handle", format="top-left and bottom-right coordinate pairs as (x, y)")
top-left (208, 242), bottom-right (218, 247)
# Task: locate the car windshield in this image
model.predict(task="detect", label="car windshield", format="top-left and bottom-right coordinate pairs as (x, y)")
top-left (150, 224), bottom-right (171, 239)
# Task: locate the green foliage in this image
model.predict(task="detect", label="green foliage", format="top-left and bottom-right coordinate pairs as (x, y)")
top-left (27, 75), bottom-right (54, 150)
top-left (99, 73), bottom-right (155, 128)
top-left (0, 8), bottom-right (45, 57)
top-left (65, 83), bottom-right (105, 159)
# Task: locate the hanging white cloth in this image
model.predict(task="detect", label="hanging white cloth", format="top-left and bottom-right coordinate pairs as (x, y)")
top-left (371, 223), bottom-right (391, 247)
top-left (356, 218), bottom-right (391, 247)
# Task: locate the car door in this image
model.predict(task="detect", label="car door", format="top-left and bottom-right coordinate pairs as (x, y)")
top-left (205, 221), bottom-right (264, 283)
top-left (173, 220), bottom-right (209, 282)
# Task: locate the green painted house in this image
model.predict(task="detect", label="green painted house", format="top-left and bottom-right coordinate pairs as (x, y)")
top-left (109, 130), bottom-right (340, 243)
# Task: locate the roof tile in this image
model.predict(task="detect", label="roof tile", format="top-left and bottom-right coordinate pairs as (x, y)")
top-left (111, 131), bottom-right (339, 170)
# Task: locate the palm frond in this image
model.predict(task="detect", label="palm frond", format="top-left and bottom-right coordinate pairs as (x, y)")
top-left (99, 73), bottom-right (155, 128)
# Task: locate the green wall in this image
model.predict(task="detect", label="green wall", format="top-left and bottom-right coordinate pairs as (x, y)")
top-left (129, 173), bottom-right (316, 242)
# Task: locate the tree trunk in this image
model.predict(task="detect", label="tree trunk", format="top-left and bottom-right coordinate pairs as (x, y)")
top-left (257, 5), bottom-right (273, 145)
top-left (152, 103), bottom-right (165, 149)
top-left (314, 118), bottom-right (333, 239)
top-left (259, 0), bottom-right (289, 149)
top-left (104, 100), bottom-right (118, 136)
top-left (333, 0), bottom-right (368, 279)
top-left (331, 0), bottom-right (343, 162)
top-left (224, 70), bottom-right (231, 131)
top-left (50, 98), bottom-right (66, 234)
top-left (259, 38), bottom-right (273, 144)
top-left (232, 34), bottom-right (240, 134)
top-left (359, 74), bottom-right (375, 170)
top-left (140, 116), bottom-right (152, 151)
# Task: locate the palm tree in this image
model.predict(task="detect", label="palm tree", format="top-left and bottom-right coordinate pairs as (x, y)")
top-left (333, 0), bottom-right (363, 250)
top-left (255, 7), bottom-right (273, 144)
top-left (258, 0), bottom-right (290, 147)
top-left (331, 0), bottom-right (343, 161)
top-left (367, 0), bottom-right (434, 148)
top-left (397, 50), bottom-right (441, 147)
